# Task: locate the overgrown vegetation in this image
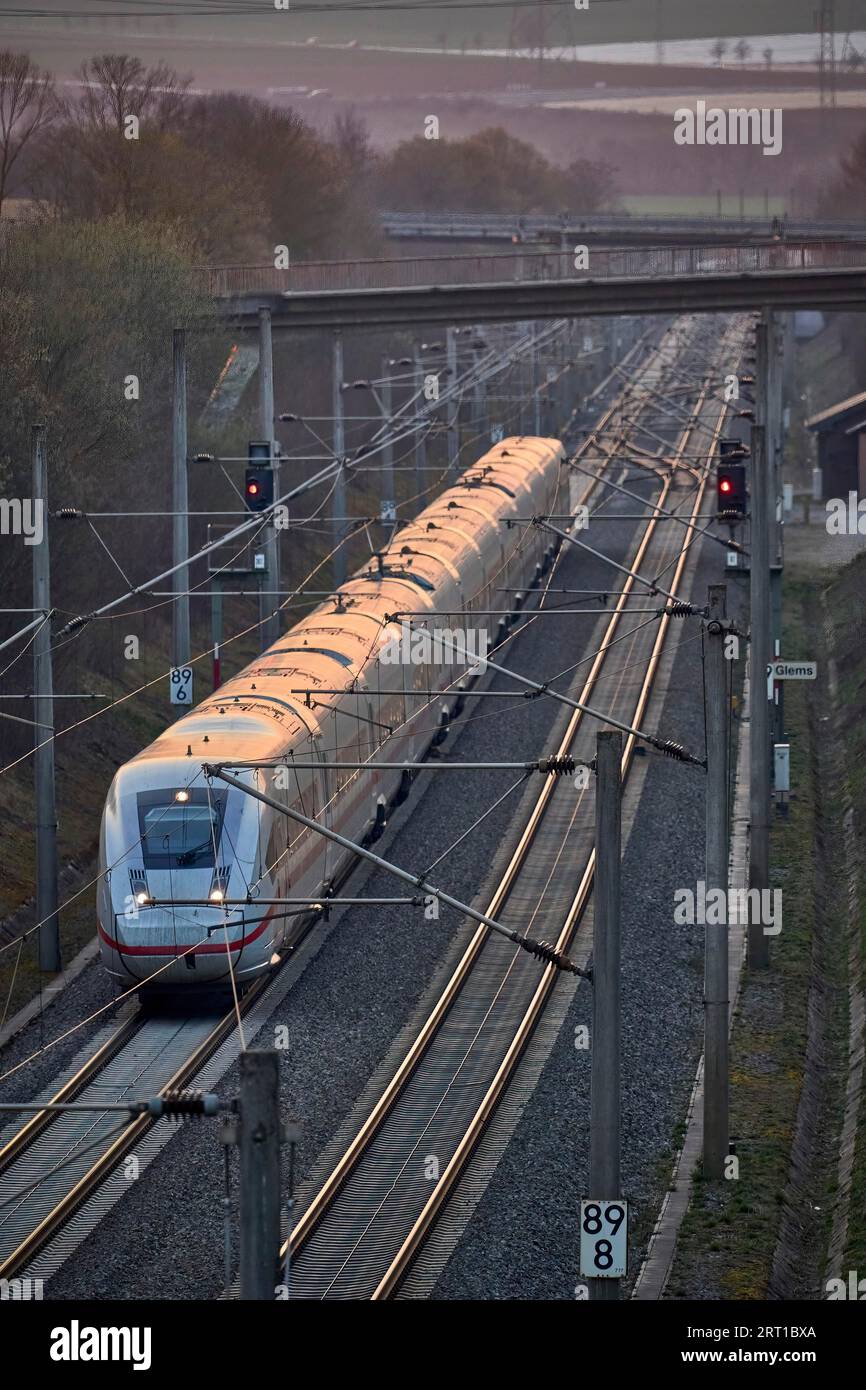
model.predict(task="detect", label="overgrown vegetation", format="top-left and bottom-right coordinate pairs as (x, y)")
top-left (1, 48), bottom-right (620, 259)
top-left (819, 129), bottom-right (866, 220)
top-left (667, 546), bottom-right (866, 1299)
top-left (374, 125), bottom-right (619, 215)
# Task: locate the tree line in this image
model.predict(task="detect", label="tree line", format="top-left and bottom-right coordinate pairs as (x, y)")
top-left (0, 48), bottom-right (625, 260)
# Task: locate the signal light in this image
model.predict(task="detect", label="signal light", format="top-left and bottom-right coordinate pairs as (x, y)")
top-left (717, 463), bottom-right (747, 518)
top-left (245, 441), bottom-right (274, 512)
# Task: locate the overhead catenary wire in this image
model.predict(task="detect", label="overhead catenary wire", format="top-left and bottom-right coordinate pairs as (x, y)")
top-left (0, 312), bottom-right (706, 1073)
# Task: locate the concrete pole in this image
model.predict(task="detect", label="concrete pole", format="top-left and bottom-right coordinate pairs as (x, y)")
top-left (211, 577), bottom-right (223, 691)
top-left (171, 329), bottom-right (190, 669)
top-left (759, 310), bottom-right (783, 654)
top-left (532, 330), bottom-right (542, 436)
top-left (472, 334), bottom-right (486, 442)
top-left (703, 584), bottom-right (729, 1178)
top-left (258, 307), bottom-right (280, 650)
top-left (239, 1050), bottom-right (281, 1301)
top-left (32, 424), bottom-right (60, 973)
top-left (446, 326), bottom-right (459, 477)
top-left (380, 356), bottom-right (395, 520)
top-left (589, 729), bottom-right (622, 1301)
top-left (332, 330), bottom-right (347, 587)
top-left (748, 423), bottom-right (771, 969)
top-left (413, 343), bottom-right (427, 507)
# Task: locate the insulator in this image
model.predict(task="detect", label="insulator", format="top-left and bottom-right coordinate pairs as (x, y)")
top-left (56, 507), bottom-right (83, 519)
top-left (657, 739), bottom-right (688, 761)
top-left (537, 755), bottom-right (576, 776)
top-left (665, 600), bottom-right (694, 617)
top-left (521, 936), bottom-right (583, 975)
top-left (148, 1089), bottom-right (220, 1118)
top-left (61, 613), bottom-right (90, 634)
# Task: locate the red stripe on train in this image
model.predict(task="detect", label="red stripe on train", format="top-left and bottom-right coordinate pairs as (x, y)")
top-left (99, 909), bottom-right (273, 956)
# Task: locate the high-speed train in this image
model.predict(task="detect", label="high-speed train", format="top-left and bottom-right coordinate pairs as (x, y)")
top-left (97, 437), bottom-right (566, 988)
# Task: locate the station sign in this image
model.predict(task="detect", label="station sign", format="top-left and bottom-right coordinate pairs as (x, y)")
top-left (768, 661), bottom-right (817, 681)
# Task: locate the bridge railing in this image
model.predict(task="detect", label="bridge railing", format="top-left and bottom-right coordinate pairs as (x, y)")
top-left (198, 241), bottom-right (866, 299)
top-left (381, 210), bottom-right (866, 238)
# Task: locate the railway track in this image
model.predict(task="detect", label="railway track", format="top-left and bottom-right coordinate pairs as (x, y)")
top-left (0, 999), bottom-right (253, 1279)
top-left (281, 315), bottom-right (747, 1299)
top-left (0, 315), bottom-right (726, 1291)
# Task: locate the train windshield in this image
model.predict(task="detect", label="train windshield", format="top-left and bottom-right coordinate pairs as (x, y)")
top-left (137, 789), bottom-right (226, 870)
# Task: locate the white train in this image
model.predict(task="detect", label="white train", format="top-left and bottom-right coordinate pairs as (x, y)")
top-left (97, 437), bottom-right (566, 987)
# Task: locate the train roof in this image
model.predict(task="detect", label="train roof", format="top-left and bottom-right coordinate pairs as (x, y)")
top-left (129, 435), bottom-right (563, 762)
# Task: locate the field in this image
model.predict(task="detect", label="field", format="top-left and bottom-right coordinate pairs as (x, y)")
top-left (1, 0), bottom-right (856, 55)
top-left (622, 194), bottom-right (789, 216)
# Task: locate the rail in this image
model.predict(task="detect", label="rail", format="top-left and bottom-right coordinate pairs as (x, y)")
top-left (280, 319), bottom-right (737, 1297)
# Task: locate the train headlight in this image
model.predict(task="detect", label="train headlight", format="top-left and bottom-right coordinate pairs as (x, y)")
top-left (175, 790), bottom-right (190, 803)
top-left (135, 892), bottom-right (151, 907)
top-left (209, 888), bottom-right (225, 903)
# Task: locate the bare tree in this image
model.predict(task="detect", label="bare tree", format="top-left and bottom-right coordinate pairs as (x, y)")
top-left (42, 53), bottom-right (191, 217)
top-left (0, 49), bottom-right (56, 215)
top-left (76, 52), bottom-right (189, 134)
top-left (763, 46), bottom-right (774, 70)
top-left (710, 39), bottom-right (728, 66)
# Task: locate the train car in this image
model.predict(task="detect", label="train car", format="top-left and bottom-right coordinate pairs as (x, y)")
top-left (97, 437), bottom-right (566, 988)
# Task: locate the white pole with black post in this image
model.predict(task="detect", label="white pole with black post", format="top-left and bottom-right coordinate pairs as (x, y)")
top-left (472, 330), bottom-right (487, 441)
top-left (332, 329), bottom-right (347, 588)
top-left (258, 306), bottom-right (280, 650)
top-left (413, 343), bottom-right (427, 502)
top-left (239, 1050), bottom-right (282, 1301)
top-left (446, 326), bottom-right (459, 478)
top-left (171, 328), bottom-right (190, 671)
top-left (380, 356), bottom-right (395, 522)
top-left (748, 419), bottom-right (771, 970)
top-left (703, 583), bottom-right (730, 1177)
top-left (32, 423), bottom-right (60, 973)
top-left (586, 729), bottom-right (624, 1301)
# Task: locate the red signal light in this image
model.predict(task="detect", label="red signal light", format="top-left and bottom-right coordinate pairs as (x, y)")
top-left (247, 481), bottom-right (259, 496)
top-left (720, 479), bottom-right (732, 493)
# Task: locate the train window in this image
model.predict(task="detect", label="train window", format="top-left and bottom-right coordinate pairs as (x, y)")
top-left (137, 789), bottom-right (225, 870)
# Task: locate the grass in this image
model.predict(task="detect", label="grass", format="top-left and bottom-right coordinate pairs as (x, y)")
top-left (821, 556), bottom-right (866, 1276)
top-left (27, 0), bottom-right (836, 52)
top-left (665, 574), bottom-right (844, 1299)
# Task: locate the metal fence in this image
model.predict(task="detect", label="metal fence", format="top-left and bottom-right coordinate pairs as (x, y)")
top-left (198, 241), bottom-right (866, 299)
top-left (381, 210), bottom-right (866, 239)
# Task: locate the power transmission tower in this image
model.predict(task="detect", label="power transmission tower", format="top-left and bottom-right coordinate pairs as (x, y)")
top-left (505, 1), bottom-right (578, 86)
top-left (655, 0), bottom-right (666, 65)
top-left (817, 1), bottom-right (838, 108)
